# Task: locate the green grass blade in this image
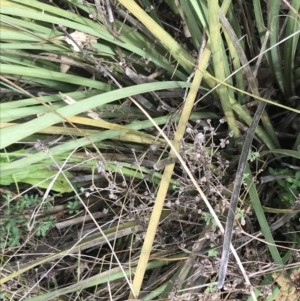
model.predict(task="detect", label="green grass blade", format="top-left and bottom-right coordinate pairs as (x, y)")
top-left (1, 65), bottom-right (113, 90)
top-left (117, 0), bottom-right (194, 73)
top-left (178, 0), bottom-right (202, 49)
top-left (267, 0), bottom-right (284, 92)
top-left (244, 164), bottom-right (283, 265)
top-left (24, 259), bottom-right (168, 301)
top-left (208, 0), bottom-right (240, 138)
top-left (0, 111), bottom-right (217, 178)
top-left (283, 0), bottom-right (300, 97)
top-left (0, 81), bottom-right (191, 149)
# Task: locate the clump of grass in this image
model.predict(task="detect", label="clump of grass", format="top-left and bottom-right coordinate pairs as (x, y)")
top-left (1, 0), bottom-right (300, 300)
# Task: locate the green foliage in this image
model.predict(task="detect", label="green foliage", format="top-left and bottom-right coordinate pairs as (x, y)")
top-left (0, 149), bottom-right (73, 193)
top-left (242, 172), bottom-right (250, 183)
top-left (269, 167), bottom-right (300, 204)
top-left (202, 212), bottom-right (217, 231)
top-left (236, 208), bottom-right (246, 226)
top-left (67, 197), bottom-right (81, 215)
top-left (247, 149), bottom-right (260, 162)
top-left (206, 284), bottom-right (217, 293)
top-left (208, 248), bottom-right (219, 257)
top-left (0, 193), bottom-right (55, 248)
top-left (35, 216), bottom-right (55, 237)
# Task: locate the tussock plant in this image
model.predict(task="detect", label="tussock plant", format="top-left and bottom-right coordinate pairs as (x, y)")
top-left (1, 1), bottom-right (300, 300)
